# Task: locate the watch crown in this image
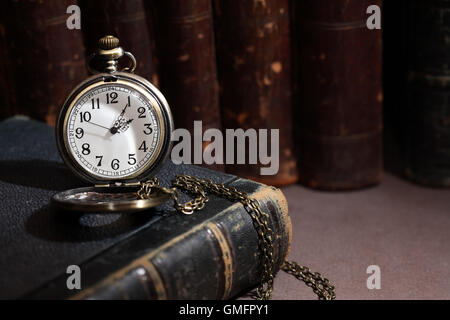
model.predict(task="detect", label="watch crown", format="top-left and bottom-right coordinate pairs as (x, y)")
top-left (88, 35), bottom-right (136, 74)
top-left (98, 35), bottom-right (120, 50)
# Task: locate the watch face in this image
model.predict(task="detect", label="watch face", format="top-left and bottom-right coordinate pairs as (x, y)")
top-left (59, 75), bottom-right (171, 182)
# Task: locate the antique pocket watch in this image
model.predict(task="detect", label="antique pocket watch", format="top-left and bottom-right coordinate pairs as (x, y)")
top-left (53, 36), bottom-right (174, 213)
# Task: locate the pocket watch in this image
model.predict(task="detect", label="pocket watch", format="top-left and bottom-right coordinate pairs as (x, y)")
top-left (52, 35), bottom-right (174, 213)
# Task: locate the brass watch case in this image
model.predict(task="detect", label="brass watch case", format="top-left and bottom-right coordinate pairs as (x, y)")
top-left (56, 71), bottom-right (174, 185)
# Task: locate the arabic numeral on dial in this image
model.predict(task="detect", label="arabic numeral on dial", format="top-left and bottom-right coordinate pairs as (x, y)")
top-left (106, 92), bottom-right (118, 104)
top-left (91, 98), bottom-right (100, 109)
top-left (138, 141), bottom-right (148, 152)
top-left (75, 127), bottom-right (84, 139)
top-left (82, 143), bottom-right (90, 155)
top-left (111, 158), bottom-right (120, 170)
top-left (143, 123), bottom-right (153, 135)
top-left (80, 112), bottom-right (91, 123)
top-left (96, 155), bottom-right (103, 167)
top-left (138, 107), bottom-right (146, 118)
top-left (128, 154), bottom-right (137, 165)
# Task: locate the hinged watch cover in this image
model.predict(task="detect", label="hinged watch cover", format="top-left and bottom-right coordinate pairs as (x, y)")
top-left (52, 185), bottom-right (171, 213)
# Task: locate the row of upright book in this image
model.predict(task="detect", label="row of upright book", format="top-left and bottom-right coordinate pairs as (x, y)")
top-left (0, 0), bottom-right (448, 189)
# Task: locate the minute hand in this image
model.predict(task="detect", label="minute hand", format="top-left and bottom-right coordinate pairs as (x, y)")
top-left (118, 102), bottom-right (129, 119)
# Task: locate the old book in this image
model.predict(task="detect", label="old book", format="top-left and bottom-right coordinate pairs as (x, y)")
top-left (0, 0), bottom-right (87, 125)
top-left (0, 12), bottom-right (16, 121)
top-left (394, 0), bottom-right (450, 187)
top-left (0, 117), bottom-right (291, 299)
top-left (152, 0), bottom-right (223, 171)
top-left (213, 0), bottom-right (299, 186)
top-left (382, 0), bottom-right (408, 176)
top-left (80, 0), bottom-right (158, 85)
top-left (292, 0), bottom-right (383, 190)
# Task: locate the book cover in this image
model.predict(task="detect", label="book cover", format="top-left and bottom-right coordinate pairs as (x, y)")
top-left (0, 117), bottom-right (291, 299)
top-left (0, 12), bottom-right (16, 120)
top-left (383, 0), bottom-right (408, 176)
top-left (213, 0), bottom-right (299, 186)
top-left (152, 0), bottom-right (223, 172)
top-left (80, 0), bottom-right (158, 85)
top-left (0, 0), bottom-right (87, 125)
top-left (292, 0), bottom-right (383, 190)
top-left (401, 0), bottom-right (450, 186)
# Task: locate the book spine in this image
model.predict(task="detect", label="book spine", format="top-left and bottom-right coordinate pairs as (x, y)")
top-left (292, 0), bottom-right (383, 190)
top-left (80, 0), bottom-right (158, 85)
top-left (213, 0), bottom-right (299, 186)
top-left (0, 13), bottom-right (16, 120)
top-left (401, 0), bottom-right (450, 186)
top-left (152, 0), bottom-right (224, 172)
top-left (382, 0), bottom-right (408, 175)
top-left (1, 0), bottom-right (87, 126)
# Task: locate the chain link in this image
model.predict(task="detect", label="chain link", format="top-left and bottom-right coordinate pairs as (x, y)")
top-left (281, 261), bottom-right (336, 300)
top-left (138, 175), bottom-right (336, 300)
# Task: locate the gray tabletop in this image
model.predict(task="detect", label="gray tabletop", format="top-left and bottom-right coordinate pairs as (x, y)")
top-left (270, 173), bottom-right (450, 300)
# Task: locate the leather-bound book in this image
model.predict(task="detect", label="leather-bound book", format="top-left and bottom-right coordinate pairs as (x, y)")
top-left (292, 0), bottom-right (383, 190)
top-left (0, 117), bottom-right (291, 300)
top-left (383, 0), bottom-right (408, 177)
top-left (152, 0), bottom-right (223, 171)
top-left (0, 0), bottom-right (87, 125)
top-left (80, 0), bottom-right (157, 85)
top-left (213, 0), bottom-right (299, 186)
top-left (399, 0), bottom-right (450, 187)
top-left (0, 14), bottom-right (16, 120)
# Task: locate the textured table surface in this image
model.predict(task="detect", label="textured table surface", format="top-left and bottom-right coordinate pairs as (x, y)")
top-left (270, 173), bottom-right (450, 300)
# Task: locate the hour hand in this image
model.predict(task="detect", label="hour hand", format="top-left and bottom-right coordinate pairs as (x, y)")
top-left (111, 103), bottom-right (131, 134)
top-left (111, 118), bottom-right (133, 134)
top-left (118, 118), bottom-right (133, 133)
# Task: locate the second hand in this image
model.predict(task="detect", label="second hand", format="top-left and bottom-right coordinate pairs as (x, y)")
top-left (86, 121), bottom-right (112, 131)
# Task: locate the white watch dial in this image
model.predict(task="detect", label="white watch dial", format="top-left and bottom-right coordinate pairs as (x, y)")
top-left (66, 83), bottom-right (161, 180)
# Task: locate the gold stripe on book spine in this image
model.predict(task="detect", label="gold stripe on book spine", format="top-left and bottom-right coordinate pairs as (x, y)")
top-left (70, 258), bottom-right (168, 300)
top-left (139, 260), bottom-right (168, 300)
top-left (206, 222), bottom-right (233, 299)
